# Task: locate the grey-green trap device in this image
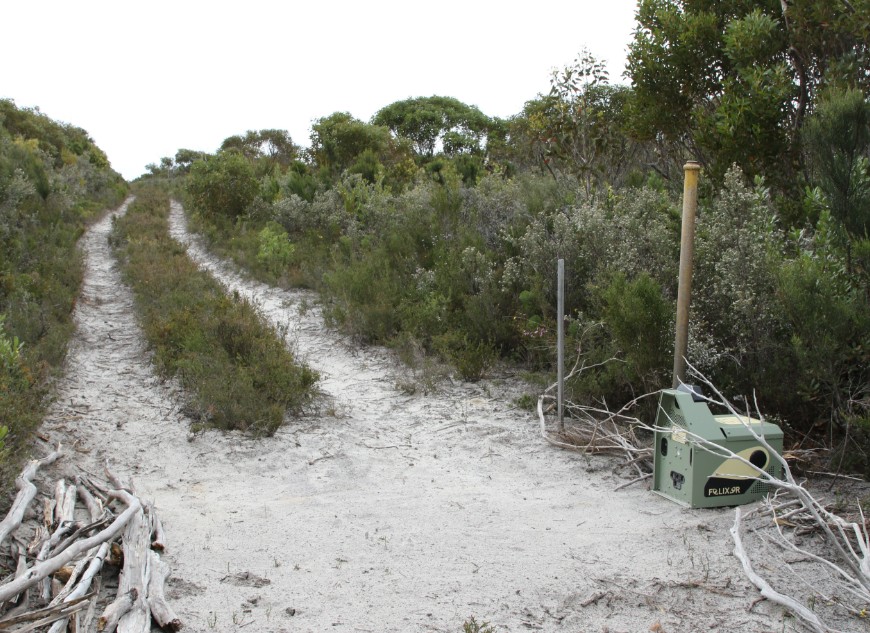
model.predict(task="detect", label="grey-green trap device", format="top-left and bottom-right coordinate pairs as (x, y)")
top-left (652, 386), bottom-right (783, 508)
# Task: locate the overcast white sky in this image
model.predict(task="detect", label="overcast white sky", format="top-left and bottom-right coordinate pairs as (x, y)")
top-left (1, 1), bottom-right (638, 180)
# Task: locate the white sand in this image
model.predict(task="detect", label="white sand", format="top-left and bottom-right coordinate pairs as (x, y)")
top-left (39, 199), bottom-right (793, 632)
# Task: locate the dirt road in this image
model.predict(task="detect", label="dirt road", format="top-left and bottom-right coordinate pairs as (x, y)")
top-left (40, 199), bottom-right (786, 632)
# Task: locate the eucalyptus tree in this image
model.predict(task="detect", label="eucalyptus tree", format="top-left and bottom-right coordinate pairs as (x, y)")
top-left (626, 0), bottom-right (869, 194)
top-left (372, 96), bottom-right (493, 159)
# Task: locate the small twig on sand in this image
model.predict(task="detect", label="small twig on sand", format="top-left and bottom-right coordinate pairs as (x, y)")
top-left (614, 473), bottom-right (652, 491)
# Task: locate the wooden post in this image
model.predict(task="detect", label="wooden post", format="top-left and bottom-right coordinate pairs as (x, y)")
top-left (557, 258), bottom-right (565, 431)
top-left (672, 161), bottom-right (701, 388)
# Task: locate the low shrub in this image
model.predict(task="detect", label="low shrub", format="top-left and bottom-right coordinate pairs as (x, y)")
top-left (112, 186), bottom-right (318, 435)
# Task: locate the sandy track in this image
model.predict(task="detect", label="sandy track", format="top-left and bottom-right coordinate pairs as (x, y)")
top-left (39, 199), bottom-right (785, 632)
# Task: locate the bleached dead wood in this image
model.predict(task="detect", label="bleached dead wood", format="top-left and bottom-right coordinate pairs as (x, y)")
top-left (36, 522), bottom-right (77, 603)
top-left (147, 550), bottom-right (182, 631)
top-left (0, 592), bottom-right (93, 631)
top-left (53, 480), bottom-right (76, 528)
top-left (47, 541), bottom-right (111, 633)
top-left (537, 355), bottom-right (654, 483)
top-left (97, 588), bottom-right (137, 633)
top-left (541, 352), bottom-right (870, 627)
top-left (1, 460), bottom-right (180, 632)
top-left (47, 474), bottom-right (111, 633)
top-left (674, 364), bottom-right (870, 629)
top-left (80, 575), bottom-right (102, 633)
top-left (150, 506), bottom-right (166, 552)
top-left (731, 508), bottom-right (830, 633)
top-left (0, 490), bottom-right (141, 605)
top-left (0, 449), bottom-right (62, 547)
top-left (77, 476), bottom-right (105, 521)
top-left (115, 504), bottom-right (152, 633)
top-left (104, 462), bottom-right (133, 494)
top-left (684, 366), bottom-right (870, 596)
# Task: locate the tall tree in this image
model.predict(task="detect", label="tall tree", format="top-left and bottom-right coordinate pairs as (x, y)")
top-left (372, 96), bottom-right (493, 159)
top-left (220, 129), bottom-right (298, 170)
top-left (309, 112), bottom-right (414, 186)
top-left (626, 0), bottom-right (869, 192)
top-left (505, 52), bottom-right (639, 192)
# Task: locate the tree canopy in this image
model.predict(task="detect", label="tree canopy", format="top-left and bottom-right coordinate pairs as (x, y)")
top-left (372, 96), bottom-right (494, 159)
top-left (626, 0), bottom-right (870, 189)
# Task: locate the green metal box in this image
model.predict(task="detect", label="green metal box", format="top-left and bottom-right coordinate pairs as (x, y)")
top-left (652, 388), bottom-right (783, 508)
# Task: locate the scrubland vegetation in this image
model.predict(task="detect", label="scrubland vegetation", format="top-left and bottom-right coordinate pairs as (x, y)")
top-left (0, 1), bottom-right (867, 482)
top-left (0, 99), bottom-right (126, 479)
top-left (145, 1), bottom-right (869, 473)
top-left (110, 187), bottom-right (318, 435)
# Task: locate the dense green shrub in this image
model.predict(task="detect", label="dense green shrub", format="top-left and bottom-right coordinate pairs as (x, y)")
top-left (690, 168), bottom-right (792, 409)
top-left (778, 210), bottom-right (869, 433)
top-left (256, 223), bottom-right (296, 277)
top-left (598, 271), bottom-right (672, 394)
top-left (186, 152), bottom-right (258, 219)
top-left (178, 139), bottom-right (868, 468)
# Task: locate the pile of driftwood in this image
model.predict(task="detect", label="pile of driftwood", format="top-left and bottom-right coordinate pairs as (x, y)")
top-left (0, 448), bottom-right (181, 632)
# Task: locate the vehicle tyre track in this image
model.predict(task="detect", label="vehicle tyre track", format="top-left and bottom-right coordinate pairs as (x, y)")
top-left (36, 198), bottom-right (780, 632)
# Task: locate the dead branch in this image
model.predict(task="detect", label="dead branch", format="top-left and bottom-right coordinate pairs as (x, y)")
top-left (150, 505), bottom-right (166, 552)
top-left (731, 508), bottom-right (830, 633)
top-left (0, 490), bottom-right (141, 605)
top-left (685, 364), bottom-right (870, 599)
top-left (0, 592), bottom-right (93, 631)
top-left (54, 480), bottom-right (77, 528)
top-left (80, 575), bottom-right (101, 633)
top-left (48, 540), bottom-right (111, 630)
top-left (97, 588), bottom-right (137, 633)
top-left (104, 462), bottom-right (133, 494)
top-left (115, 503), bottom-right (152, 633)
top-left (0, 449), bottom-right (62, 547)
top-left (614, 473), bottom-right (652, 491)
top-left (51, 516), bottom-right (112, 560)
top-left (76, 476), bottom-right (105, 521)
top-left (146, 550), bottom-right (182, 631)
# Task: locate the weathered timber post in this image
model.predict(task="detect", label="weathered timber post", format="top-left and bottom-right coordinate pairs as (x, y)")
top-left (672, 161), bottom-right (701, 388)
top-left (556, 259), bottom-right (565, 431)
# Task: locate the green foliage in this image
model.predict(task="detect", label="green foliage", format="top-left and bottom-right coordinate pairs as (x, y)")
top-left (309, 112), bottom-right (413, 189)
top-left (372, 95), bottom-right (494, 159)
top-left (691, 168), bottom-right (790, 404)
top-left (256, 223), bottom-right (296, 277)
top-left (0, 99), bottom-right (111, 171)
top-left (462, 616), bottom-right (496, 633)
top-left (174, 148), bottom-right (208, 172)
top-left (186, 152), bottom-right (258, 219)
top-left (220, 129), bottom-right (298, 171)
top-left (0, 314), bottom-right (24, 371)
top-left (627, 0), bottom-right (795, 188)
top-left (0, 99), bottom-right (125, 481)
top-left (598, 271), bottom-right (672, 392)
top-left (0, 314), bottom-right (22, 463)
top-left (778, 209), bottom-right (869, 429)
top-left (802, 88), bottom-right (870, 240)
top-left (281, 161), bottom-right (319, 202)
top-left (165, 76), bottom-right (870, 465)
top-left (541, 50), bottom-right (637, 193)
top-left (113, 187), bottom-right (317, 434)
top-left (434, 332), bottom-right (496, 382)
